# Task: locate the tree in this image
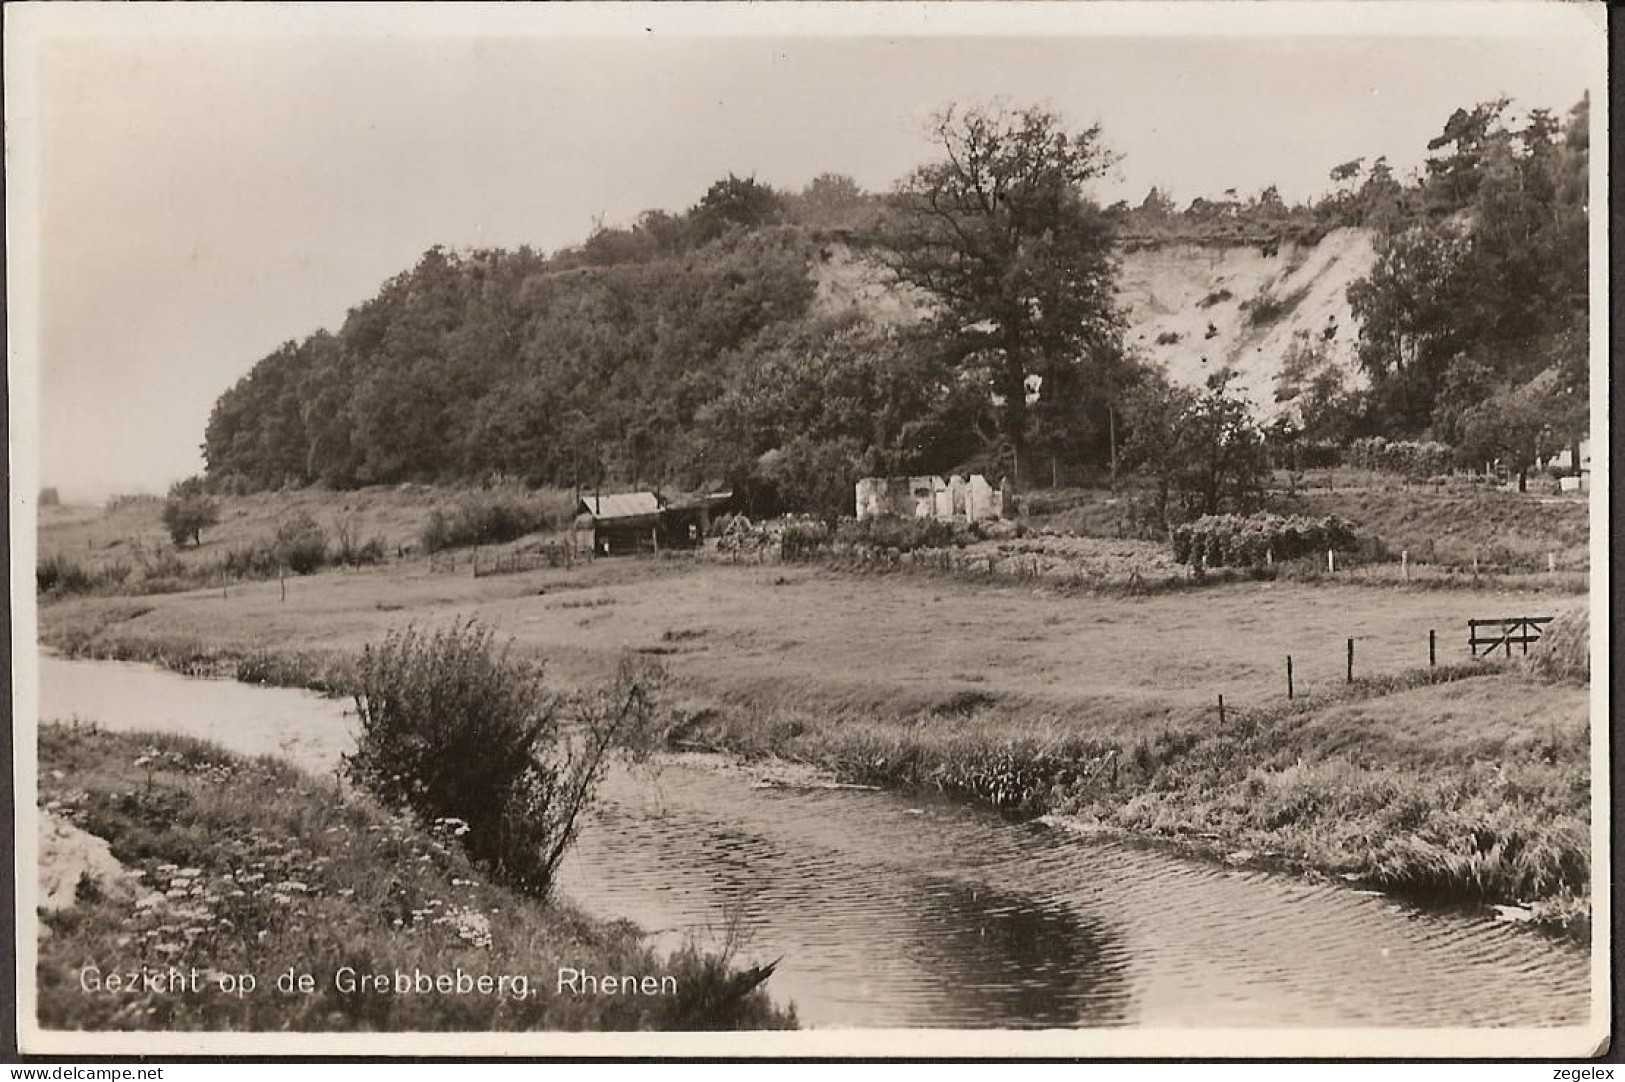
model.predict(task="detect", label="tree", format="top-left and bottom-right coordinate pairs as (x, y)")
top-left (1273, 330), bottom-right (1357, 445)
top-left (1122, 367), bottom-right (1267, 529)
top-left (689, 173), bottom-right (786, 243)
top-left (162, 475), bottom-right (219, 547)
top-left (1457, 382), bottom-right (1553, 492)
top-left (790, 173), bottom-right (874, 231)
top-left (881, 103), bottom-right (1124, 487)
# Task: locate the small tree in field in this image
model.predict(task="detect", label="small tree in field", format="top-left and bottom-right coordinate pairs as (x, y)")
top-left (343, 619), bottom-right (665, 898)
top-left (161, 475), bottom-right (219, 547)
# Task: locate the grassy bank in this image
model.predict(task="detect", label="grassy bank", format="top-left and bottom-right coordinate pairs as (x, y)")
top-left (37, 723), bottom-right (795, 1031)
top-left (670, 661), bottom-right (1589, 938)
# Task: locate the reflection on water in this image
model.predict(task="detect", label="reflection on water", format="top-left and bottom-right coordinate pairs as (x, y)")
top-left (40, 654), bottom-right (1590, 1029)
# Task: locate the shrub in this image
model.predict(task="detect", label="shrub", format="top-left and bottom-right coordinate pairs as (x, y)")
top-left (1347, 437), bottom-right (1454, 477)
top-left (833, 515), bottom-right (973, 554)
top-left (343, 620), bottom-right (664, 898)
top-left (39, 487), bottom-right (60, 507)
top-left (331, 513), bottom-right (386, 566)
top-left (36, 555), bottom-right (133, 596)
top-left (420, 495), bottom-right (559, 553)
top-left (1244, 285), bottom-right (1309, 328)
top-left (1155, 331), bottom-right (1182, 345)
top-left (779, 520), bottom-right (832, 561)
top-left (37, 554), bottom-right (92, 595)
top-left (1198, 288), bottom-right (1234, 308)
top-left (221, 538), bottom-right (283, 579)
top-left (1171, 512), bottom-right (1358, 568)
top-left (274, 512), bottom-right (328, 574)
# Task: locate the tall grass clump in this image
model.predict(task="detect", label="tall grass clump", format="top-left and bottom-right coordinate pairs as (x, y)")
top-left (37, 554), bottom-right (93, 595)
top-left (36, 555), bottom-right (131, 597)
top-left (344, 619), bottom-right (663, 898)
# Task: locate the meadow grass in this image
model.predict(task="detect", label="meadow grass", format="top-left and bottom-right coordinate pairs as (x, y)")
top-left (36, 723), bottom-right (795, 1031)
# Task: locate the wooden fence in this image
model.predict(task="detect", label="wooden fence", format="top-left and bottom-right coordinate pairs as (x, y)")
top-left (472, 543), bottom-right (576, 578)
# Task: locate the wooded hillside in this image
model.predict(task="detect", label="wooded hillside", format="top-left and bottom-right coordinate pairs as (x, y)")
top-left (202, 94), bottom-right (1589, 512)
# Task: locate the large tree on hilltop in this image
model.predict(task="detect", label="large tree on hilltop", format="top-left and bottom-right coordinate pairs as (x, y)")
top-left (881, 103), bottom-right (1124, 487)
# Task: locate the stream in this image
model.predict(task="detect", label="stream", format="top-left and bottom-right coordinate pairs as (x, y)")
top-left (38, 653), bottom-right (1590, 1029)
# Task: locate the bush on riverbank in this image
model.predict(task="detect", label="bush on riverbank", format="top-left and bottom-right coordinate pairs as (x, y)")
top-left (36, 723), bottom-right (794, 1031)
top-left (345, 620), bottom-right (665, 898)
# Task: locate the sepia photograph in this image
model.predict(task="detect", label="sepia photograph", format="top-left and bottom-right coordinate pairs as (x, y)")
top-left (7, 1), bottom-right (1610, 1059)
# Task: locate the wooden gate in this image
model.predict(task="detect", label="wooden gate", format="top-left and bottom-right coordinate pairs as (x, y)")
top-left (1468, 616), bottom-right (1553, 658)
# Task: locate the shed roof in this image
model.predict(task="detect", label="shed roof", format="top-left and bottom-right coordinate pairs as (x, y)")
top-left (664, 491), bottom-right (734, 513)
top-left (577, 492), bottom-right (662, 520)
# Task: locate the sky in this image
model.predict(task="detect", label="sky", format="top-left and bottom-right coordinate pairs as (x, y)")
top-left (11, 4), bottom-right (1603, 502)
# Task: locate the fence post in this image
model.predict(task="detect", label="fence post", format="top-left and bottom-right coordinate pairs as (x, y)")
top-left (1326, 549), bottom-right (1335, 574)
top-left (1218, 694), bottom-right (1226, 725)
top-left (1547, 552), bottom-right (1556, 576)
top-left (1429, 628), bottom-right (1436, 668)
top-left (1401, 549), bottom-right (1409, 582)
top-left (1346, 637), bottom-right (1354, 684)
top-left (279, 568), bottom-right (286, 603)
top-left (1286, 655), bottom-right (1294, 700)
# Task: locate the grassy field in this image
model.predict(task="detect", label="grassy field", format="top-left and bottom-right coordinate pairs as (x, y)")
top-left (36, 723), bottom-right (794, 1031)
top-left (37, 486), bottom-right (1594, 934)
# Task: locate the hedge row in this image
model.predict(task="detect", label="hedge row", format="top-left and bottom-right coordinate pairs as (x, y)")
top-left (1172, 512), bottom-right (1358, 568)
top-left (1346, 437), bottom-right (1454, 477)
